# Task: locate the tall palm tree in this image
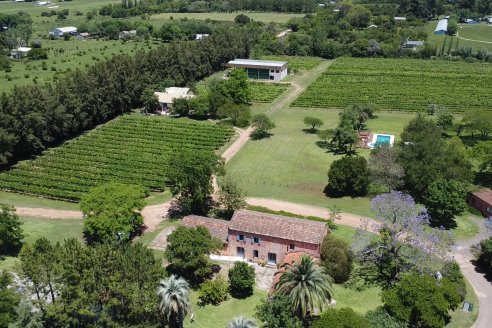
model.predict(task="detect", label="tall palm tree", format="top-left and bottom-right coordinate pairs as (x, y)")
top-left (226, 316), bottom-right (257, 328)
top-left (157, 275), bottom-right (191, 328)
top-left (274, 254), bottom-right (334, 319)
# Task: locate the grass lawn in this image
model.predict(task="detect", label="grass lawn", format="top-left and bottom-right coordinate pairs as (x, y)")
top-left (226, 107), bottom-right (416, 217)
top-left (331, 225), bottom-right (358, 244)
top-left (149, 12), bottom-right (304, 23)
top-left (184, 289), bottom-right (267, 328)
top-left (145, 191), bottom-right (173, 206)
top-left (333, 284), bottom-right (382, 314)
top-left (426, 20), bottom-right (492, 52)
top-left (446, 279), bottom-right (479, 328)
top-left (452, 213), bottom-right (480, 241)
top-left (0, 191), bottom-right (80, 210)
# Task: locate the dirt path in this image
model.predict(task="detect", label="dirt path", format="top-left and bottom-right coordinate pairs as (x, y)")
top-left (457, 31), bottom-right (492, 44)
top-left (221, 126), bottom-right (254, 163)
top-left (453, 219), bottom-right (492, 328)
top-left (246, 197), bottom-right (376, 230)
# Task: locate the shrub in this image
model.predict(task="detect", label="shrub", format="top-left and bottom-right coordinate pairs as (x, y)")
top-left (312, 307), bottom-right (371, 328)
top-left (229, 261), bottom-right (255, 298)
top-left (366, 307), bottom-right (406, 328)
top-left (198, 277), bottom-right (229, 306)
top-left (320, 234), bottom-right (353, 283)
top-left (327, 156), bottom-right (369, 196)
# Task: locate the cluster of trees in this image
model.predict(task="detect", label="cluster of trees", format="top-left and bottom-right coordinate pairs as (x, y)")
top-left (396, 0), bottom-right (492, 20)
top-left (0, 12), bottom-right (33, 61)
top-left (0, 28), bottom-right (252, 167)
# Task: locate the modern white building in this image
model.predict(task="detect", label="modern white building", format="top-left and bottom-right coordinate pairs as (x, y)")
top-left (394, 16), bottom-right (407, 21)
top-left (50, 26), bottom-right (77, 38)
top-left (154, 87), bottom-right (194, 114)
top-left (10, 47), bottom-right (31, 59)
top-left (226, 59), bottom-right (288, 81)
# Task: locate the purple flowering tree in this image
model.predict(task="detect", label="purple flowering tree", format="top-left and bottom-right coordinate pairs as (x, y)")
top-left (353, 191), bottom-right (453, 288)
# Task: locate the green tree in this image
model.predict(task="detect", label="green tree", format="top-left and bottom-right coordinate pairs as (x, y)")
top-left (7, 299), bottom-right (43, 328)
top-left (436, 109), bottom-right (454, 132)
top-left (80, 182), bottom-right (147, 244)
top-left (382, 274), bottom-right (460, 328)
top-left (167, 148), bottom-right (221, 215)
top-left (424, 178), bottom-right (467, 228)
top-left (229, 261), bottom-right (255, 298)
top-left (157, 275), bottom-right (191, 328)
top-left (254, 295), bottom-right (302, 328)
top-left (198, 277), bottom-right (229, 306)
top-left (303, 116), bottom-right (323, 133)
top-left (463, 109), bottom-right (492, 139)
top-left (317, 129), bottom-right (333, 146)
top-left (251, 114), bottom-right (275, 140)
top-left (227, 316), bottom-right (257, 328)
top-left (234, 14), bottom-right (251, 25)
top-left (140, 88), bottom-right (159, 114)
top-left (447, 19), bottom-right (458, 35)
top-left (0, 205), bottom-right (24, 257)
top-left (225, 69), bottom-right (251, 105)
top-left (331, 125), bottom-right (358, 153)
top-left (327, 156), bottom-right (369, 196)
top-left (478, 237), bottom-right (492, 274)
top-left (368, 145), bottom-right (405, 192)
top-left (0, 272), bottom-right (19, 328)
top-left (214, 176), bottom-right (246, 219)
top-left (347, 5), bottom-right (372, 29)
top-left (365, 307), bottom-right (406, 328)
top-left (274, 254), bottom-right (333, 319)
top-left (312, 307), bottom-right (371, 328)
top-left (320, 235), bottom-right (353, 283)
top-left (165, 226), bottom-right (221, 283)
top-left (217, 102), bottom-right (251, 128)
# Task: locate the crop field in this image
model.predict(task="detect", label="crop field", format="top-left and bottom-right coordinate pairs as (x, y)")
top-left (0, 115), bottom-right (233, 201)
top-left (260, 55), bottom-right (324, 71)
top-left (291, 58), bottom-right (492, 112)
top-left (249, 82), bottom-right (289, 103)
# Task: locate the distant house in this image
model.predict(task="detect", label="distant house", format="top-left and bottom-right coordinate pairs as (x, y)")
top-left (487, 17), bottom-right (492, 24)
top-left (10, 47), bottom-right (31, 59)
top-left (468, 188), bottom-right (492, 218)
top-left (465, 18), bottom-right (479, 24)
top-left (195, 33), bottom-right (209, 40)
top-left (394, 16), bottom-right (407, 21)
top-left (50, 26), bottom-right (77, 38)
top-left (78, 32), bottom-right (90, 38)
top-left (403, 40), bottom-right (424, 49)
top-left (119, 30), bottom-right (137, 39)
top-left (154, 87), bottom-right (194, 114)
top-left (226, 59), bottom-right (288, 81)
top-left (35, 1), bottom-right (51, 6)
top-left (276, 29), bottom-right (291, 38)
top-left (434, 19), bottom-right (448, 35)
top-left (182, 209), bottom-right (329, 265)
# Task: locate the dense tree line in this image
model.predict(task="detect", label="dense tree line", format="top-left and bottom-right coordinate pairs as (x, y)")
top-left (0, 28), bottom-right (252, 168)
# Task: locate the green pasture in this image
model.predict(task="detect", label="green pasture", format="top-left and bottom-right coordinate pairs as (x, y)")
top-left (149, 11), bottom-right (304, 23)
top-left (426, 20), bottom-right (492, 52)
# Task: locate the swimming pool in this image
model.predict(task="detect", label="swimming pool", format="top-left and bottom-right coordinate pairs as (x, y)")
top-left (367, 133), bottom-right (395, 149)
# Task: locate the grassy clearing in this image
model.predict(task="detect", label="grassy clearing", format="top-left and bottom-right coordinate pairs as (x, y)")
top-left (0, 191), bottom-right (80, 210)
top-left (226, 107), bottom-right (415, 217)
top-left (446, 279), bottom-right (479, 328)
top-left (426, 21), bottom-right (492, 52)
top-left (333, 284), bottom-right (382, 314)
top-left (183, 289), bottom-right (267, 328)
top-left (452, 214), bottom-right (480, 241)
top-left (149, 11), bottom-right (304, 23)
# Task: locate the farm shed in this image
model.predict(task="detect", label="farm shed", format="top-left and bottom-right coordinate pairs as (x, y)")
top-left (50, 26), bottom-right (77, 38)
top-left (154, 87), bottom-right (194, 114)
top-left (434, 19), bottom-right (448, 35)
top-left (468, 188), bottom-right (492, 218)
top-left (10, 47), bottom-right (31, 59)
top-left (226, 59), bottom-right (288, 81)
top-left (403, 40), bottom-right (424, 49)
top-left (394, 16), bottom-right (407, 21)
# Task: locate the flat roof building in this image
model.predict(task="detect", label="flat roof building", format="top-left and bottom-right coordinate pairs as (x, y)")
top-left (226, 59), bottom-right (288, 81)
top-left (50, 26), bottom-right (77, 38)
top-left (10, 47), bottom-right (31, 59)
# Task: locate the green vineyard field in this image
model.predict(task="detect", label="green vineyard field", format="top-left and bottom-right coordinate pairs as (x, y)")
top-left (0, 115), bottom-right (233, 201)
top-left (291, 58), bottom-right (492, 112)
top-left (250, 82), bottom-right (289, 103)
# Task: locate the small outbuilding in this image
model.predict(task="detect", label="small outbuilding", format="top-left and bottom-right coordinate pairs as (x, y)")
top-left (195, 34), bottom-right (209, 40)
top-left (434, 19), bottom-right (448, 35)
top-left (50, 26), bottom-right (77, 38)
top-left (394, 16), bottom-right (407, 21)
top-left (226, 59), bottom-right (288, 81)
top-left (403, 40), bottom-right (424, 49)
top-left (465, 18), bottom-right (479, 24)
top-left (468, 188), bottom-right (492, 218)
top-left (487, 17), bottom-right (492, 24)
top-left (154, 87), bottom-right (194, 114)
top-left (10, 47), bottom-right (31, 59)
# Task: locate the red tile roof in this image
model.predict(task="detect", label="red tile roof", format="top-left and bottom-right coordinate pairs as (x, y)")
top-left (229, 210), bottom-right (327, 244)
top-left (472, 188), bottom-right (492, 205)
top-left (181, 215), bottom-right (230, 242)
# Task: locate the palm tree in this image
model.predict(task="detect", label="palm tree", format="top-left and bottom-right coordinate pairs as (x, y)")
top-left (226, 316), bottom-right (257, 328)
top-left (274, 254), bottom-right (334, 319)
top-left (157, 275), bottom-right (191, 328)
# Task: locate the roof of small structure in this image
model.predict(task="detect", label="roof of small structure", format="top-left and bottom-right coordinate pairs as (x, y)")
top-left (154, 87), bottom-right (193, 104)
top-left (181, 215), bottom-right (230, 242)
top-left (471, 188), bottom-right (492, 205)
top-left (229, 210), bottom-right (327, 244)
top-left (227, 59), bottom-right (288, 70)
top-left (406, 40), bottom-right (424, 46)
top-left (54, 26), bottom-right (77, 33)
top-left (394, 16), bottom-right (407, 20)
top-left (435, 19), bottom-right (448, 32)
top-left (17, 47), bottom-right (32, 52)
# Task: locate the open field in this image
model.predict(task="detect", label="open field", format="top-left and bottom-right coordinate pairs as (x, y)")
top-left (0, 0), bottom-right (118, 16)
top-left (0, 115), bottom-right (233, 201)
top-left (292, 57), bottom-right (492, 112)
top-left (149, 11), bottom-right (304, 23)
top-left (426, 20), bottom-right (492, 52)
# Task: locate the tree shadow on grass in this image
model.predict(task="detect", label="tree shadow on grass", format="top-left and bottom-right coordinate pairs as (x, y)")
top-left (303, 128), bottom-right (317, 134)
top-left (471, 258), bottom-right (492, 283)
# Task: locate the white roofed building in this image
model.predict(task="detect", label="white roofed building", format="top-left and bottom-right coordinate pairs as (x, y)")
top-left (10, 47), bottom-right (31, 59)
top-left (154, 87), bottom-right (194, 114)
top-left (434, 19), bottom-right (448, 35)
top-left (50, 26), bottom-right (77, 38)
top-left (226, 59), bottom-right (288, 81)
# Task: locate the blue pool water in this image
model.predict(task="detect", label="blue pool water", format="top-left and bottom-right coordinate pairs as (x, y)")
top-left (375, 135), bottom-right (391, 145)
